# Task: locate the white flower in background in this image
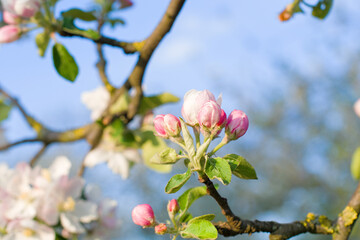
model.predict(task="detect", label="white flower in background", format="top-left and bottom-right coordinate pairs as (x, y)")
top-left (4, 163), bottom-right (43, 220)
top-left (81, 87), bottom-right (110, 121)
top-left (83, 185), bottom-right (120, 240)
top-left (84, 147), bottom-right (141, 179)
top-left (32, 156), bottom-right (72, 189)
top-left (37, 176), bottom-right (98, 234)
top-left (4, 219), bottom-right (55, 240)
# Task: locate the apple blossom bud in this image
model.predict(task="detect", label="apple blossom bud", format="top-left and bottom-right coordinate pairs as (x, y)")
top-left (354, 99), bottom-right (360, 118)
top-left (225, 110), bottom-right (249, 141)
top-left (154, 223), bottom-right (167, 235)
top-left (0, 25), bottom-right (20, 43)
top-left (132, 204), bottom-right (155, 227)
top-left (181, 89), bottom-right (216, 126)
top-left (197, 101), bottom-right (226, 136)
top-left (167, 199), bottom-right (179, 214)
top-left (154, 114), bottom-right (181, 138)
top-left (3, 11), bottom-right (19, 24)
top-left (2, 0), bottom-right (41, 18)
top-left (119, 0), bottom-right (133, 9)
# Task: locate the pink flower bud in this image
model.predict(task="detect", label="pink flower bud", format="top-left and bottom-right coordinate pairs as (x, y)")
top-left (2, 0), bottom-right (41, 18)
top-left (167, 199), bottom-right (179, 214)
top-left (154, 114), bottom-right (181, 138)
top-left (132, 204), bottom-right (155, 227)
top-left (3, 11), bottom-right (19, 24)
top-left (182, 89), bottom-right (216, 126)
top-left (354, 99), bottom-right (360, 118)
top-left (154, 223), bottom-right (167, 235)
top-left (197, 101), bottom-right (225, 132)
top-left (225, 110), bottom-right (249, 140)
top-left (0, 25), bottom-right (20, 43)
top-left (119, 0), bottom-right (133, 9)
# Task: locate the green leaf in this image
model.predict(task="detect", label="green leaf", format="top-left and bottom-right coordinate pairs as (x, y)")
top-left (109, 119), bottom-right (136, 147)
top-left (179, 212), bottom-right (193, 223)
top-left (0, 101), bottom-right (11, 122)
top-left (224, 154), bottom-right (258, 180)
top-left (35, 31), bottom-right (50, 57)
top-left (226, 155), bottom-right (257, 179)
top-left (62, 8), bottom-right (97, 21)
top-left (138, 93), bottom-right (179, 114)
top-left (188, 214), bottom-right (215, 223)
top-left (178, 186), bottom-right (208, 213)
top-left (106, 18), bottom-right (126, 28)
top-left (179, 118), bottom-right (195, 158)
top-left (140, 130), bottom-right (172, 173)
top-left (181, 220), bottom-right (218, 239)
top-left (351, 147), bottom-right (360, 180)
top-left (150, 147), bottom-right (179, 164)
top-left (52, 43), bottom-right (79, 82)
top-left (165, 168), bottom-right (191, 194)
top-left (312, 0), bottom-right (333, 19)
top-left (205, 157), bottom-right (232, 185)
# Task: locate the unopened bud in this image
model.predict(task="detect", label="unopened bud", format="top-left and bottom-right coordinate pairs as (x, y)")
top-left (154, 223), bottom-right (167, 235)
top-left (132, 204), bottom-right (155, 227)
top-left (225, 110), bottom-right (249, 141)
top-left (3, 11), bottom-right (20, 24)
top-left (0, 25), bottom-right (20, 43)
top-left (167, 199), bottom-right (179, 214)
top-left (119, 0), bottom-right (133, 9)
top-left (354, 99), bottom-right (360, 118)
top-left (154, 114), bottom-right (181, 138)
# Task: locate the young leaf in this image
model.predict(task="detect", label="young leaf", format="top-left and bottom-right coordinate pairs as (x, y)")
top-left (138, 92), bottom-right (179, 114)
top-left (351, 147), bottom-right (360, 180)
top-left (224, 154), bottom-right (258, 180)
top-left (62, 8), bottom-right (97, 21)
top-left (178, 186), bottom-right (208, 213)
top-left (188, 214), bottom-right (215, 223)
top-left (35, 31), bottom-right (50, 57)
top-left (0, 101), bottom-right (11, 122)
top-left (312, 0), bottom-right (333, 19)
top-left (106, 18), bottom-right (126, 28)
top-left (52, 43), bottom-right (79, 82)
top-left (179, 212), bottom-right (193, 223)
top-left (165, 168), bottom-right (191, 194)
top-left (140, 130), bottom-right (172, 173)
top-left (205, 157), bottom-right (232, 185)
top-left (179, 118), bottom-right (195, 158)
top-left (180, 220), bottom-right (218, 239)
top-left (150, 148), bottom-right (179, 164)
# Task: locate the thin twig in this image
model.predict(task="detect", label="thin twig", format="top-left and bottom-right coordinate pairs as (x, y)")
top-left (0, 138), bottom-right (41, 151)
top-left (199, 174), bottom-right (334, 239)
top-left (58, 29), bottom-right (138, 54)
top-left (30, 143), bottom-right (49, 166)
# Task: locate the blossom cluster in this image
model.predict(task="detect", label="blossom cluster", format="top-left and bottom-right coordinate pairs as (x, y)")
top-left (154, 89), bottom-right (249, 143)
top-left (0, 157), bottom-right (119, 240)
top-left (0, 0), bottom-right (40, 43)
top-left (0, 0), bottom-right (134, 44)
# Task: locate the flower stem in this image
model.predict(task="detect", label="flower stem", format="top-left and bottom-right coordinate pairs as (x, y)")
top-left (208, 138), bottom-right (227, 157)
top-left (192, 126), bottom-right (201, 149)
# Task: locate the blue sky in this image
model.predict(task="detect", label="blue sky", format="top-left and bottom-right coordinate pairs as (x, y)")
top-left (1, 0), bottom-right (360, 239)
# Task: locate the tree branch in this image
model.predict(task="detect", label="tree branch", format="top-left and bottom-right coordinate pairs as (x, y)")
top-left (30, 143), bottom-right (49, 166)
top-left (58, 29), bottom-right (139, 54)
top-left (198, 174), bottom-right (334, 239)
top-left (104, 0), bottom-right (186, 123)
top-left (0, 138), bottom-right (41, 151)
top-left (333, 182), bottom-right (360, 240)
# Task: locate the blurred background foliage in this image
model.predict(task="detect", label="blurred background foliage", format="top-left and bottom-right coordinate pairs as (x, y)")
top-left (1, 0), bottom-right (360, 239)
